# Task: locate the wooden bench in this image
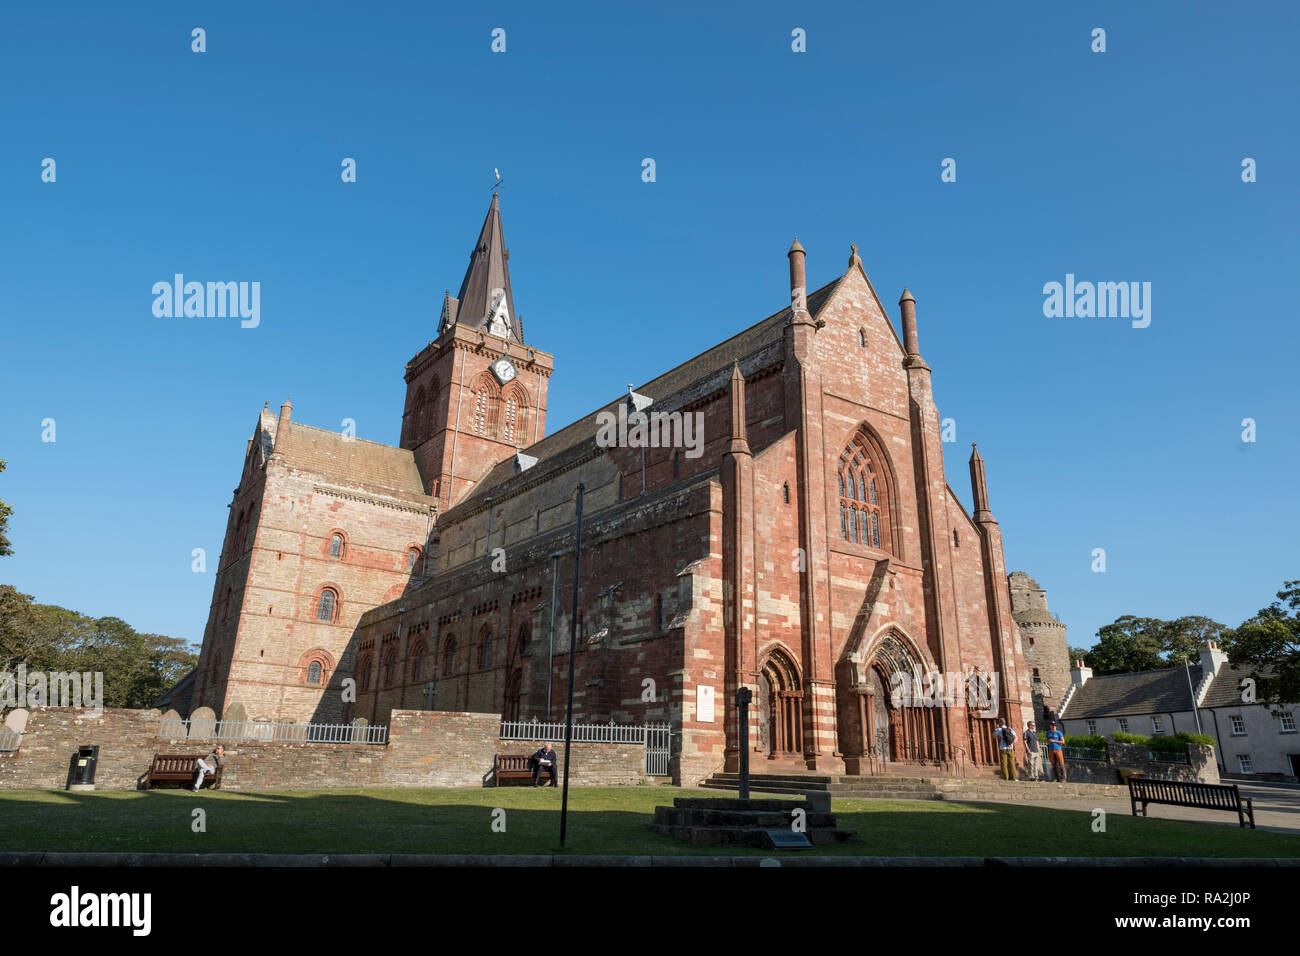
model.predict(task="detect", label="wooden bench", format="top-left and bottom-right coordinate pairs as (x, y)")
top-left (494, 753), bottom-right (556, 787)
top-left (144, 753), bottom-right (223, 791)
top-left (1128, 777), bottom-right (1254, 829)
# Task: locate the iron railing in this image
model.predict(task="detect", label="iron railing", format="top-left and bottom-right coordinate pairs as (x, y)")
top-left (162, 718), bottom-right (388, 745)
top-left (0, 729), bottom-right (20, 752)
top-left (1063, 746), bottom-right (1107, 761)
top-left (499, 719), bottom-right (673, 777)
top-left (1147, 750), bottom-right (1191, 764)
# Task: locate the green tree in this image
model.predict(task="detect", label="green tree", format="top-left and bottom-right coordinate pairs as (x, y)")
top-left (1086, 616), bottom-right (1168, 674)
top-left (0, 460), bottom-right (13, 557)
top-left (1226, 581), bottom-right (1300, 708)
top-left (1068, 646), bottom-right (1092, 665)
top-left (1163, 615), bottom-right (1228, 666)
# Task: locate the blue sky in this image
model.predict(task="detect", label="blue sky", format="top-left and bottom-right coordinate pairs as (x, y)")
top-left (1, 1), bottom-right (1296, 653)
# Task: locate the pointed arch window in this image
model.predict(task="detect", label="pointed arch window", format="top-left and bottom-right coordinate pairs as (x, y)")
top-left (442, 636), bottom-right (457, 677)
top-left (837, 433), bottom-right (889, 552)
top-left (479, 627), bottom-right (493, 669)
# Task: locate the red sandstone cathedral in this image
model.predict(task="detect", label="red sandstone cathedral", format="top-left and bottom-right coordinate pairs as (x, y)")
top-left (191, 195), bottom-right (1038, 785)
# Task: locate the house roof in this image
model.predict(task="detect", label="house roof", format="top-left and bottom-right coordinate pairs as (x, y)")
top-left (1201, 663), bottom-right (1281, 708)
top-left (1063, 666), bottom-right (1204, 718)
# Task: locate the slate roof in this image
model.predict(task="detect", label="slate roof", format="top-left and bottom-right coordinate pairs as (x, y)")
top-left (1201, 663), bottom-right (1282, 708)
top-left (275, 421), bottom-right (427, 498)
top-left (1063, 666), bottom-right (1204, 718)
top-left (450, 193), bottom-right (521, 344)
top-left (451, 275), bottom-right (844, 512)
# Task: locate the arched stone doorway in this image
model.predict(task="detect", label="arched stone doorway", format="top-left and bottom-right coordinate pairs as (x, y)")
top-left (758, 649), bottom-right (803, 759)
top-left (839, 628), bottom-right (949, 773)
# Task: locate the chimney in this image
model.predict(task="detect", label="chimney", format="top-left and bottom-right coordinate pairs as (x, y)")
top-left (899, 288), bottom-right (919, 358)
top-left (273, 398), bottom-right (292, 452)
top-left (1199, 639), bottom-right (1228, 678)
top-left (788, 238), bottom-right (807, 314)
top-left (1070, 659), bottom-right (1092, 686)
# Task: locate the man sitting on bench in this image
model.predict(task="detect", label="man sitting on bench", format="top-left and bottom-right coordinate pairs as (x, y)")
top-left (192, 745), bottom-right (225, 791)
top-left (529, 742), bottom-right (558, 787)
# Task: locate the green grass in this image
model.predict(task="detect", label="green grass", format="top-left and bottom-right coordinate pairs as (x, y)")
top-left (0, 787), bottom-right (1295, 858)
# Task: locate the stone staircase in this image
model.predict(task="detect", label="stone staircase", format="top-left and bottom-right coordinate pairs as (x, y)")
top-left (701, 770), bottom-right (1128, 803)
top-left (648, 796), bottom-right (858, 847)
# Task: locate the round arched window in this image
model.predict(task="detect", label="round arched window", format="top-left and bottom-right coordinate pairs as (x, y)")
top-left (307, 661), bottom-right (323, 685)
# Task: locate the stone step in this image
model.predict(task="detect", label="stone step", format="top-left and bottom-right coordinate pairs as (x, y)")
top-left (646, 823), bottom-right (857, 848)
top-left (655, 808), bottom-right (840, 828)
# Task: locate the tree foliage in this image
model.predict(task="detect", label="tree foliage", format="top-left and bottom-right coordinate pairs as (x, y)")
top-left (1226, 580), bottom-right (1300, 708)
top-left (0, 460), bottom-right (13, 557)
top-left (0, 590), bottom-right (198, 709)
top-left (1082, 614), bottom-right (1228, 675)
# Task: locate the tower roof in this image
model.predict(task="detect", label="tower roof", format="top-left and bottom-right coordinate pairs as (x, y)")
top-left (449, 193), bottom-right (522, 344)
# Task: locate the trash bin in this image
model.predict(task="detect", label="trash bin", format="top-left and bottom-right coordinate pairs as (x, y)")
top-left (67, 745), bottom-right (99, 791)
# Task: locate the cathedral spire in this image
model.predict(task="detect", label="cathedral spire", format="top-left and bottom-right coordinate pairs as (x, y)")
top-left (969, 442), bottom-right (992, 519)
top-left (449, 193), bottom-right (521, 344)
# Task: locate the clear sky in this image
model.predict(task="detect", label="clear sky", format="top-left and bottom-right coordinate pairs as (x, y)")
top-left (1, 1), bottom-right (1296, 653)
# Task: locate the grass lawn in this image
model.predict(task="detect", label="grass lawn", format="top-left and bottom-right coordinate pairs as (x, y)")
top-left (1, 786), bottom-right (1296, 858)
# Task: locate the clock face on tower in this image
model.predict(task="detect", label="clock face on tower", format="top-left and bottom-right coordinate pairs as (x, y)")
top-left (490, 357), bottom-right (517, 385)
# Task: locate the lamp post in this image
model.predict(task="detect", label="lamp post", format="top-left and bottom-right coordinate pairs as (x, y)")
top-left (736, 686), bottom-right (752, 800)
top-left (559, 484), bottom-right (586, 847)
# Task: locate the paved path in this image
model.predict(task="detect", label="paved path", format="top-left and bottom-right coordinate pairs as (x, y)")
top-left (943, 781), bottom-right (1300, 834)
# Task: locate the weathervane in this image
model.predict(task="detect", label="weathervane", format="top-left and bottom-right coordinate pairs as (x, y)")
top-left (491, 167), bottom-right (504, 192)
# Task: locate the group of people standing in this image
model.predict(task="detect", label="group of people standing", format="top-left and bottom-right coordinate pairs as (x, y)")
top-left (993, 717), bottom-right (1066, 782)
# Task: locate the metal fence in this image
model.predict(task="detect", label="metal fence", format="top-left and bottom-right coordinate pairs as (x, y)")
top-left (0, 729), bottom-right (19, 752)
top-left (162, 718), bottom-right (388, 745)
top-left (1063, 746), bottom-right (1107, 762)
top-left (1147, 749), bottom-right (1190, 764)
top-left (499, 719), bottom-right (673, 777)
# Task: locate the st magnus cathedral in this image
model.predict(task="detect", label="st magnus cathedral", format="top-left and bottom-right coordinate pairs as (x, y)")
top-left (189, 196), bottom-right (1070, 784)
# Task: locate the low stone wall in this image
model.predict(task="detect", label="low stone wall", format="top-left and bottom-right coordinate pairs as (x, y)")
top-left (1063, 742), bottom-right (1219, 785)
top-left (0, 708), bottom-right (651, 791)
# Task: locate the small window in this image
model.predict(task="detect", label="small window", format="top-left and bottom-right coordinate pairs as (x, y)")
top-left (1032, 668), bottom-right (1040, 680)
top-left (654, 594), bottom-right (664, 633)
top-left (1117, 718), bottom-right (1129, 732)
top-left (673, 451), bottom-right (680, 479)
top-left (1150, 716), bottom-right (1164, 735)
top-left (480, 630), bottom-right (493, 669)
top-left (1237, 754), bottom-right (1254, 773)
top-left (782, 482), bottom-right (789, 504)
top-left (618, 473), bottom-right (623, 500)
top-left (952, 530), bottom-right (959, 548)
top-left (307, 661), bottom-right (323, 685)
top-left (859, 329), bottom-right (867, 348)
top-left (408, 547), bottom-right (421, 572)
top-left (1279, 712), bottom-right (1297, 733)
top-left (1086, 720), bottom-right (1097, 735)
top-left (317, 588), bottom-right (337, 622)
top-left (1229, 714), bottom-right (1246, 736)
top-left (330, 534), bottom-right (344, 558)
top-left (442, 637), bottom-right (457, 676)
top-left (1027, 636), bottom-right (1035, 648)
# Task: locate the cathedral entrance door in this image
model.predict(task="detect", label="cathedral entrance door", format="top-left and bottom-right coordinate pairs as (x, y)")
top-left (760, 651), bottom-right (803, 759)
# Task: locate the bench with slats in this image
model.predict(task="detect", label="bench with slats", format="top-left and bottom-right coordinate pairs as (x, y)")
top-left (144, 753), bottom-right (223, 790)
top-left (494, 753), bottom-right (558, 787)
top-left (1128, 777), bottom-right (1254, 829)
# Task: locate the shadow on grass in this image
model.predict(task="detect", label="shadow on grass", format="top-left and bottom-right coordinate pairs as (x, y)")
top-left (1, 789), bottom-right (1297, 858)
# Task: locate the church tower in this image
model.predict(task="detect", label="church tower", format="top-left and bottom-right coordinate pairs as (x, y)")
top-left (400, 194), bottom-right (554, 510)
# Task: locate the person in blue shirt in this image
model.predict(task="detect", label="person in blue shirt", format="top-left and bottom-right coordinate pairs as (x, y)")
top-left (530, 742), bottom-right (558, 787)
top-left (1045, 721), bottom-right (1066, 783)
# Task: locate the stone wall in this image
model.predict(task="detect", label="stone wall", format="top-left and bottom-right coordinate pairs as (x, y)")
top-left (1063, 741), bottom-right (1219, 785)
top-left (0, 708), bottom-right (651, 791)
